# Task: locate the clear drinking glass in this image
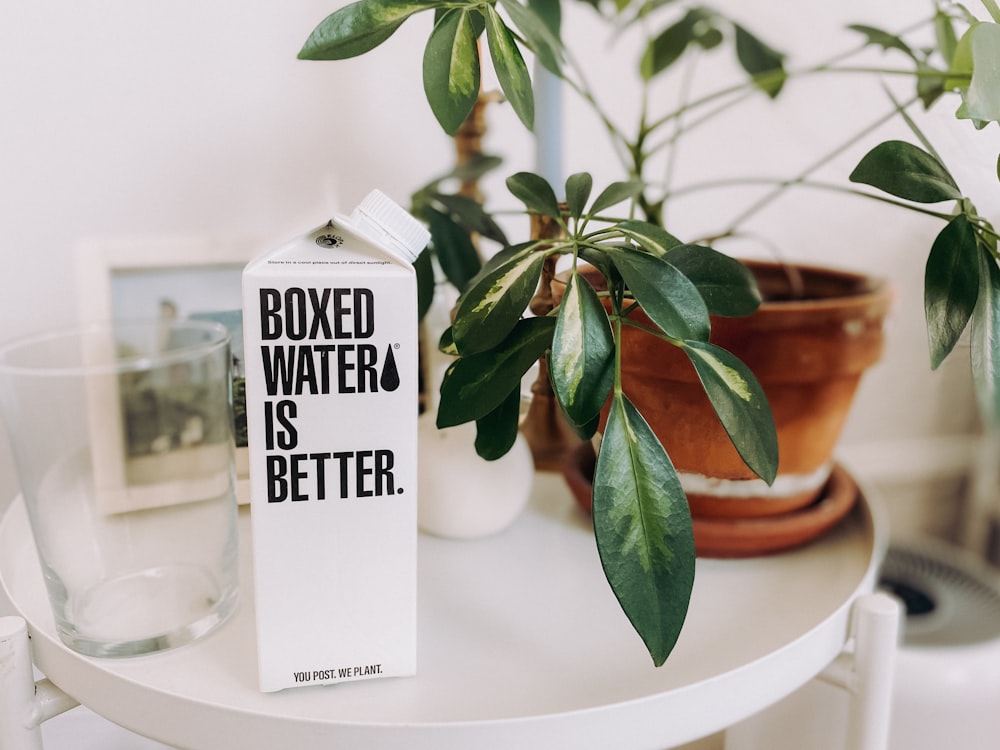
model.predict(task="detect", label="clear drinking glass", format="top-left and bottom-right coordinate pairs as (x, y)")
top-left (0, 320), bottom-right (239, 657)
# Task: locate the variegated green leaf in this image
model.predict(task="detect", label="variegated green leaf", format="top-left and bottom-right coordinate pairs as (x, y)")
top-left (972, 247), bottom-right (1000, 426)
top-left (437, 316), bottom-right (555, 427)
top-left (550, 272), bottom-right (614, 429)
top-left (452, 248), bottom-right (549, 355)
top-left (438, 325), bottom-right (457, 356)
top-left (682, 340), bottom-right (778, 484)
top-left (617, 220), bottom-right (683, 256)
top-left (299, 0), bottom-right (442, 60)
top-left (485, 6), bottom-right (534, 130)
top-left (926, 214), bottom-right (980, 368)
top-left (593, 392), bottom-right (695, 667)
top-left (423, 9), bottom-right (481, 134)
top-left (607, 245), bottom-right (710, 342)
top-left (951, 22), bottom-right (1000, 124)
top-left (498, 0), bottom-right (564, 74)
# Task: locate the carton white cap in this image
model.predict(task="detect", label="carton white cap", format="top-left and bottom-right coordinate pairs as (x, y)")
top-left (354, 190), bottom-right (430, 264)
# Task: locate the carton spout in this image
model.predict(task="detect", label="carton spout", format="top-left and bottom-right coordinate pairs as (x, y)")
top-left (351, 190), bottom-right (430, 264)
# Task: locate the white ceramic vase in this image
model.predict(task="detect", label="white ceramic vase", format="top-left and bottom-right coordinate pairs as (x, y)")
top-left (417, 415), bottom-right (534, 539)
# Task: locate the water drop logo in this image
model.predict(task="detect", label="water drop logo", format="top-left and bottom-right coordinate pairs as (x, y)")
top-left (380, 345), bottom-right (400, 392)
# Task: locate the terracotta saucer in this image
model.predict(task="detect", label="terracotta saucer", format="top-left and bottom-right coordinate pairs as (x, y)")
top-left (560, 441), bottom-right (859, 558)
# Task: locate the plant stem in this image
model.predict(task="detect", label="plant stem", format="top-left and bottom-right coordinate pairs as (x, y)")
top-left (659, 47), bottom-right (702, 227)
top-left (553, 32), bottom-right (635, 174)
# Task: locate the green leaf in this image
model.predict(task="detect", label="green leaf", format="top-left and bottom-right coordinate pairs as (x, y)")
top-left (506, 172), bottom-right (563, 219)
top-left (449, 153), bottom-right (504, 183)
top-left (617, 220), bottom-right (684, 256)
top-left (733, 24), bottom-right (786, 98)
top-left (935, 10), bottom-right (959, 65)
top-left (526, 0), bottom-right (560, 37)
top-left (593, 392), bottom-right (695, 667)
top-left (426, 208), bottom-right (482, 291)
top-left (946, 21), bottom-right (976, 91)
top-left (925, 213), bottom-right (980, 368)
top-left (437, 316), bottom-right (556, 427)
top-left (850, 140), bottom-right (962, 203)
top-left (498, 0), bottom-right (564, 74)
top-left (576, 248), bottom-right (616, 283)
top-left (664, 245), bottom-right (761, 317)
top-left (847, 23), bottom-right (917, 59)
top-left (298, 0), bottom-right (441, 60)
top-left (589, 180), bottom-right (643, 216)
top-left (423, 9), bottom-right (482, 134)
top-left (606, 246), bottom-right (711, 342)
top-left (916, 60), bottom-right (948, 110)
top-left (952, 23), bottom-right (1000, 124)
top-left (565, 172), bottom-right (594, 221)
top-left (550, 272), bottom-right (615, 429)
top-left (438, 325), bottom-right (457, 356)
top-left (640, 10), bottom-right (697, 80)
top-left (452, 246), bottom-right (549, 355)
top-left (475, 387), bottom-right (522, 460)
top-left (414, 247), bottom-right (435, 321)
top-left (682, 340), bottom-right (778, 484)
top-left (431, 192), bottom-right (509, 246)
top-left (972, 247), bottom-right (1000, 426)
top-left (485, 6), bottom-right (535, 131)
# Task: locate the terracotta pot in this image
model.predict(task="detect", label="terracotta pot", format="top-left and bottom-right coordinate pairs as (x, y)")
top-left (556, 260), bottom-right (890, 519)
top-left (560, 440), bottom-right (860, 557)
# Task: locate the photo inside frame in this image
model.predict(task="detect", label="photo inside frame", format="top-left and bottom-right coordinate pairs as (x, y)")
top-left (75, 240), bottom-right (256, 506)
top-left (88, 322), bottom-right (236, 515)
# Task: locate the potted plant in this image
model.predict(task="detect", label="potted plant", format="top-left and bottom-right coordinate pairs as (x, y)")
top-left (296, 0), bottom-right (1000, 667)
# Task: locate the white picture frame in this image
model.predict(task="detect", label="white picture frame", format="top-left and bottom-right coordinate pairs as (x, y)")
top-left (75, 236), bottom-right (263, 506)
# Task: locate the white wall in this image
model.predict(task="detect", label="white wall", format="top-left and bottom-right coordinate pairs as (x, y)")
top-left (0, 1), bottom-right (451, 506)
top-left (0, 0), bottom-right (993, 516)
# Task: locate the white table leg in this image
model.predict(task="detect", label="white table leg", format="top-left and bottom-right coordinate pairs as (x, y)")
top-left (724, 592), bottom-right (901, 750)
top-left (820, 592), bottom-right (901, 750)
top-left (0, 616), bottom-right (79, 750)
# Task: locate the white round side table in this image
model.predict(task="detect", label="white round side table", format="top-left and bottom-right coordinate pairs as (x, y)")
top-left (0, 472), bottom-right (895, 750)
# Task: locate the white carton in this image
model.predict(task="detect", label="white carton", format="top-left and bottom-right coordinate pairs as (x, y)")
top-left (242, 191), bottom-right (428, 692)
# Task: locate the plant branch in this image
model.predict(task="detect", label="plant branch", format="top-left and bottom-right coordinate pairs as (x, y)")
top-left (716, 95), bottom-right (922, 237)
top-left (981, 0), bottom-right (1000, 23)
top-left (659, 46), bottom-right (702, 227)
top-left (640, 13), bottom-right (941, 161)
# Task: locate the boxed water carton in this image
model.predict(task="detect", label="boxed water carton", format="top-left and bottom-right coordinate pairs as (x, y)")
top-left (242, 190), bottom-right (428, 692)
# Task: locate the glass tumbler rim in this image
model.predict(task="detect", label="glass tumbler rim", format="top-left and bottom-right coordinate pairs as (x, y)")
top-left (0, 319), bottom-right (232, 377)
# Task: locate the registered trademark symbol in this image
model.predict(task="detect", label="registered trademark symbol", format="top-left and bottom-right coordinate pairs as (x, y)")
top-left (394, 343), bottom-right (400, 349)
